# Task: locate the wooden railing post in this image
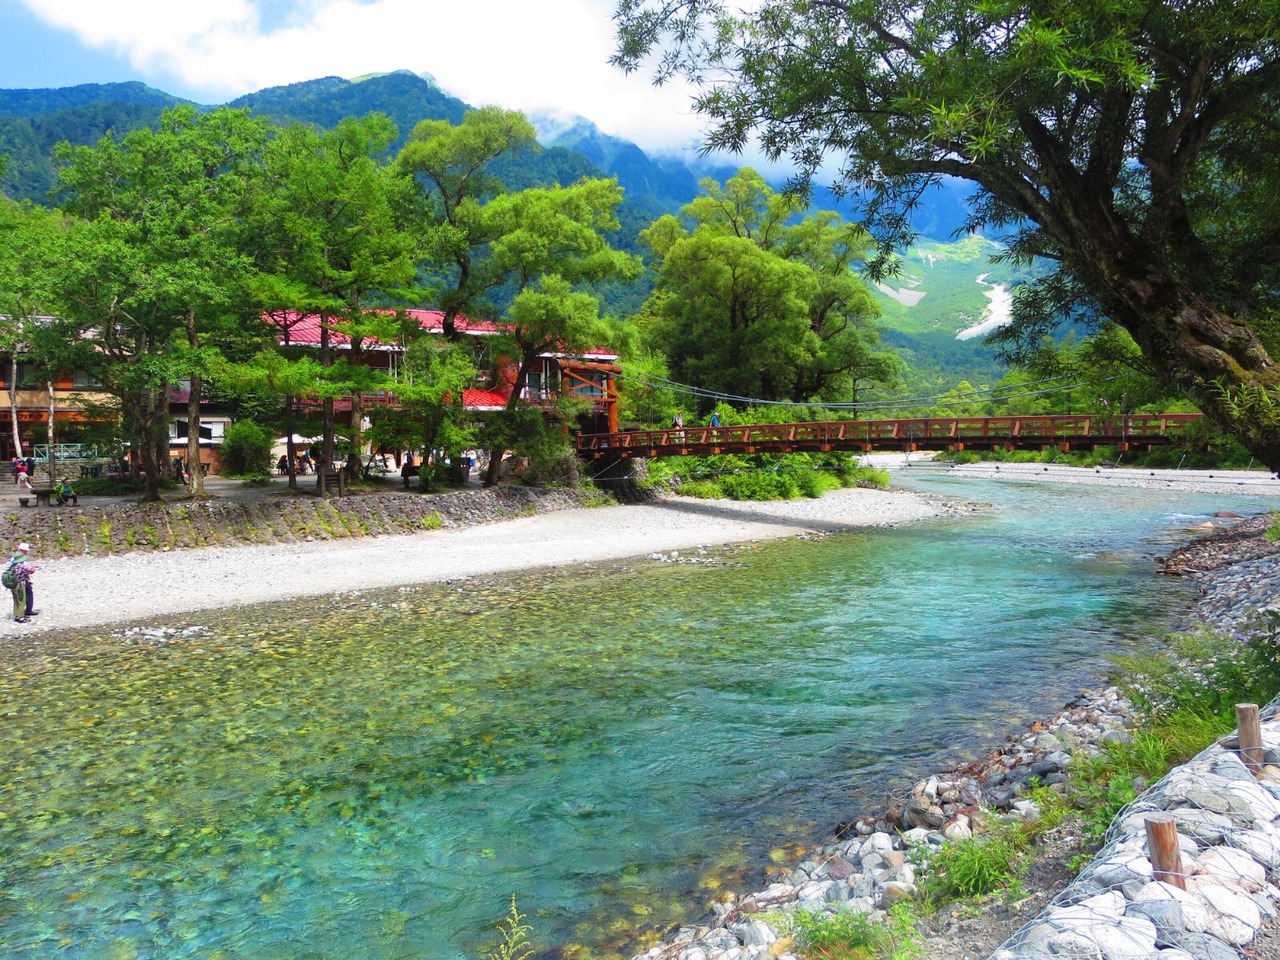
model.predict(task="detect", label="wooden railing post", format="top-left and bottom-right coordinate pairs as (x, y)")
top-left (1237, 703), bottom-right (1264, 774)
top-left (1145, 815), bottom-right (1186, 889)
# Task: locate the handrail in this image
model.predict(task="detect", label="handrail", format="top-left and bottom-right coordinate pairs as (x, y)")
top-left (575, 413), bottom-right (1206, 456)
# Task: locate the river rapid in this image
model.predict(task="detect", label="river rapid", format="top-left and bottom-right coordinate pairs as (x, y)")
top-left (1, 475), bottom-right (1277, 960)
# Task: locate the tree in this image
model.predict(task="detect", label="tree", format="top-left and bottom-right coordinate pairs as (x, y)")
top-left (47, 106), bottom-right (272, 500)
top-left (640, 169), bottom-right (890, 405)
top-left (613, 0), bottom-right (1280, 467)
top-left (479, 178), bottom-right (642, 485)
top-left (0, 198), bottom-right (62, 477)
top-left (396, 106), bottom-right (538, 339)
top-left (253, 114), bottom-right (418, 488)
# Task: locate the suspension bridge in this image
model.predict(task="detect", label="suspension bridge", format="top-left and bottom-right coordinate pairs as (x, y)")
top-left (576, 413), bottom-right (1206, 459)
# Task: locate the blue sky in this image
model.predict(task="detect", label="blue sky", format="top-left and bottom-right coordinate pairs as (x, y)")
top-left (0, 0), bottom-right (708, 153)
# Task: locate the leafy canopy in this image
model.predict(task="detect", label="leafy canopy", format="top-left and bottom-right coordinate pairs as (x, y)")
top-left (614, 0), bottom-right (1280, 467)
top-left (640, 168), bottom-right (890, 405)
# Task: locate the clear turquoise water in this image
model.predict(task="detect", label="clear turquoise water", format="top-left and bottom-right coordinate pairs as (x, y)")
top-left (1, 476), bottom-right (1276, 960)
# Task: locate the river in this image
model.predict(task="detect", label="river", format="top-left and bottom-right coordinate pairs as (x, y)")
top-left (1, 474), bottom-right (1276, 960)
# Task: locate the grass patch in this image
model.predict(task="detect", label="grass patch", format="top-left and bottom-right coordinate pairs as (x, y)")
top-left (766, 903), bottom-right (922, 960)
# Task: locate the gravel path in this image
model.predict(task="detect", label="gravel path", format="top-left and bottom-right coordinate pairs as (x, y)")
top-left (0, 486), bottom-right (951, 638)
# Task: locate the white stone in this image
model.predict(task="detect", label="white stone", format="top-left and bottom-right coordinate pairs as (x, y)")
top-left (1228, 829), bottom-right (1280, 868)
top-left (1044, 931), bottom-right (1101, 957)
top-left (863, 832), bottom-right (895, 855)
top-left (1088, 854), bottom-right (1153, 887)
top-left (1185, 880), bottom-right (1262, 944)
top-left (738, 921), bottom-right (776, 947)
top-left (1132, 881), bottom-right (1213, 932)
top-left (795, 881), bottom-right (831, 903)
top-left (1085, 916), bottom-right (1159, 960)
top-left (1195, 846), bottom-right (1266, 892)
top-left (900, 828), bottom-right (931, 848)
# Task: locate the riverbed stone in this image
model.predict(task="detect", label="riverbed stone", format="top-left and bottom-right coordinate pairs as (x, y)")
top-left (738, 921), bottom-right (775, 946)
top-left (825, 855), bottom-right (854, 880)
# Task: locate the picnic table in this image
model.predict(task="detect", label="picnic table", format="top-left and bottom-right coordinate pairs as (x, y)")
top-left (20, 486), bottom-right (56, 508)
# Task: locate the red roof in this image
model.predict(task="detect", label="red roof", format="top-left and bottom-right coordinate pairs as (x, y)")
top-left (462, 388), bottom-right (511, 411)
top-left (264, 308), bottom-right (616, 360)
top-left (266, 309), bottom-right (506, 348)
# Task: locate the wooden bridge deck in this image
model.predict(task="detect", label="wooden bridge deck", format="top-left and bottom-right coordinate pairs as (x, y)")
top-left (576, 413), bottom-right (1206, 459)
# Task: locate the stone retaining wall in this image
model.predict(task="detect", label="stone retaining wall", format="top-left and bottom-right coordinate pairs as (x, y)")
top-left (990, 699), bottom-right (1280, 959)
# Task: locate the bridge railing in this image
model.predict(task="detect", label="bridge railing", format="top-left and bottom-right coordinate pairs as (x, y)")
top-left (575, 413), bottom-right (1206, 455)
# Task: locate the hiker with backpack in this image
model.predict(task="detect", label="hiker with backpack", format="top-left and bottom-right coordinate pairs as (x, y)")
top-left (4, 541), bottom-right (39, 622)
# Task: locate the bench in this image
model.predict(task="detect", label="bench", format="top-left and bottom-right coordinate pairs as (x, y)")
top-left (316, 470), bottom-right (347, 496)
top-left (20, 487), bottom-right (56, 508)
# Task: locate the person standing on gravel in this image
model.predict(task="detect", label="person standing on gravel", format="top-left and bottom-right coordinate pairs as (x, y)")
top-left (5, 542), bottom-right (39, 622)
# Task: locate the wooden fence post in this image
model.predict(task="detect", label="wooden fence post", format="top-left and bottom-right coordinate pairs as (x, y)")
top-left (1237, 702), bottom-right (1264, 774)
top-left (1145, 814), bottom-right (1186, 889)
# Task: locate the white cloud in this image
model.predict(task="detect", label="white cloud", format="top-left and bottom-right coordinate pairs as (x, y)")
top-left (16, 0), bottom-right (710, 153)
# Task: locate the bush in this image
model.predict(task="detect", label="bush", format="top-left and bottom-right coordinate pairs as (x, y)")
top-left (784, 903), bottom-right (922, 960)
top-left (676, 479), bottom-right (725, 499)
top-left (221, 421), bottom-right (274, 476)
top-left (719, 470), bottom-right (800, 500)
top-left (917, 826), bottom-right (1026, 901)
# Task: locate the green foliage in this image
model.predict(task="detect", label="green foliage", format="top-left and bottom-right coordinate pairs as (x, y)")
top-left (783, 903), bottom-right (922, 960)
top-left (674, 479), bottom-right (725, 499)
top-left (640, 168), bottom-right (893, 407)
top-left (484, 896), bottom-right (534, 960)
top-left (73, 475), bottom-right (148, 496)
top-left (718, 470), bottom-right (801, 501)
top-left (221, 421), bottom-right (274, 476)
top-left (917, 824), bottom-right (1027, 902)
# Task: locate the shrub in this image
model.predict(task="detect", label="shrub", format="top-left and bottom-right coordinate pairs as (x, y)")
top-left (221, 421), bottom-right (274, 476)
top-left (73, 474), bottom-right (179, 496)
top-left (719, 470), bottom-right (798, 500)
top-left (846, 466), bottom-right (890, 489)
top-left (675, 479), bottom-right (725, 499)
top-left (917, 826), bottom-right (1026, 901)
top-left (792, 469), bottom-right (842, 498)
top-left (784, 903), bottom-right (922, 960)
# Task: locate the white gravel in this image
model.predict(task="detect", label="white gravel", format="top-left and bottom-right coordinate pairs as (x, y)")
top-left (10, 460), bottom-right (1277, 639)
top-left (1, 486), bottom-right (949, 638)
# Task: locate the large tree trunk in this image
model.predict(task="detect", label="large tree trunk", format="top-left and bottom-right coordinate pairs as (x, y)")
top-left (8, 356), bottom-right (23, 461)
top-left (1092, 244), bottom-right (1280, 470)
top-left (45, 380), bottom-right (56, 486)
top-left (125, 389), bottom-right (167, 502)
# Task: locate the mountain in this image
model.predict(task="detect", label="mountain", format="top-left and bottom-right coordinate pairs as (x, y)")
top-left (868, 235), bottom-right (1046, 385)
top-left (0, 82), bottom-right (190, 202)
top-left (227, 71), bottom-right (467, 153)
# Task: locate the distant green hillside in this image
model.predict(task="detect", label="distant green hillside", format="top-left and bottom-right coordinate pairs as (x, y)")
top-left (0, 82), bottom-right (187, 202)
top-left (869, 235), bottom-right (1043, 386)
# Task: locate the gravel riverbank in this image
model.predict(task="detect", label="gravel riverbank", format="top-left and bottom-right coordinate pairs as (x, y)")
top-left (0, 482), bottom-right (959, 640)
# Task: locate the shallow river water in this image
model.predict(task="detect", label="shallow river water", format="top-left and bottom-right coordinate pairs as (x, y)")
top-left (2, 474), bottom-right (1278, 960)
